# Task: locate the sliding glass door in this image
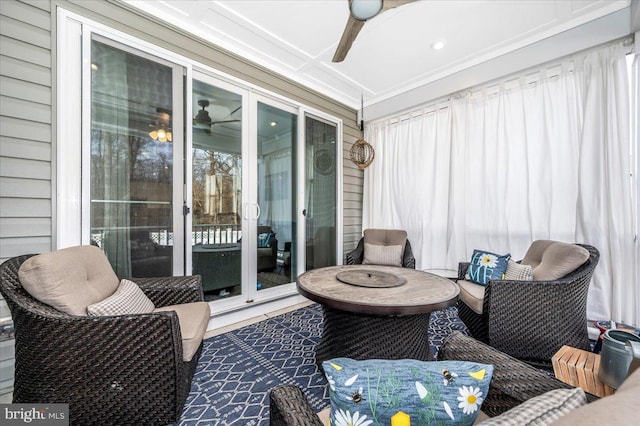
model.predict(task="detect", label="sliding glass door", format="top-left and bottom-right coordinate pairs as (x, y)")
top-left (255, 101), bottom-right (298, 290)
top-left (89, 36), bottom-right (183, 277)
top-left (304, 115), bottom-right (337, 270)
top-left (86, 33), bottom-right (339, 307)
top-left (191, 76), bottom-right (244, 300)
top-left (66, 16), bottom-right (344, 317)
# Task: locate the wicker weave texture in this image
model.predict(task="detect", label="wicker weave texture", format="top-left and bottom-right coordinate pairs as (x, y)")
top-left (315, 306), bottom-right (431, 367)
top-left (437, 331), bottom-right (598, 417)
top-left (270, 385), bottom-right (324, 426)
top-left (345, 237), bottom-right (416, 269)
top-left (268, 331), bottom-right (600, 424)
top-left (0, 254), bottom-right (205, 425)
top-left (457, 244), bottom-right (599, 365)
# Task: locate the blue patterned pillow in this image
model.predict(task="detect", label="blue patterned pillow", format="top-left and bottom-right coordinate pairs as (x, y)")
top-left (323, 358), bottom-right (493, 426)
top-left (465, 249), bottom-right (511, 285)
top-left (258, 232), bottom-right (274, 248)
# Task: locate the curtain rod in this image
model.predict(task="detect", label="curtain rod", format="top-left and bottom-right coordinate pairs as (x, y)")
top-left (373, 34), bottom-right (634, 126)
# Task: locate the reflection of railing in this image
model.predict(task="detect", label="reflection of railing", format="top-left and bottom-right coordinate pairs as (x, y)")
top-left (91, 224), bottom-right (241, 247)
top-left (193, 224), bottom-right (241, 245)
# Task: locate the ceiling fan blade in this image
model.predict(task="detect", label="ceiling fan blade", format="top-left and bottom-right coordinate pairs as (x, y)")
top-left (381, 0), bottom-right (417, 12)
top-left (211, 119), bottom-right (241, 125)
top-left (332, 15), bottom-right (365, 63)
top-left (332, 0), bottom-right (416, 62)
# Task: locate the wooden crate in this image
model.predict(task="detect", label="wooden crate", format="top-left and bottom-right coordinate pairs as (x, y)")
top-left (552, 345), bottom-right (615, 397)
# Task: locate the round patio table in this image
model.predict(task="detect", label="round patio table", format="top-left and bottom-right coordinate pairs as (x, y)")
top-left (297, 264), bottom-right (459, 366)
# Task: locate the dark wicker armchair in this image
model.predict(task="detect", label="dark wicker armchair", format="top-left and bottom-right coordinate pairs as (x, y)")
top-left (0, 254), bottom-right (206, 425)
top-left (346, 229), bottom-right (415, 269)
top-left (269, 331), bottom-right (598, 425)
top-left (457, 243), bottom-right (599, 366)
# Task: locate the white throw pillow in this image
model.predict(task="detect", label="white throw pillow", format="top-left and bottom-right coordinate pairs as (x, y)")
top-left (362, 243), bottom-right (403, 266)
top-left (87, 279), bottom-right (155, 316)
top-left (504, 260), bottom-right (534, 281)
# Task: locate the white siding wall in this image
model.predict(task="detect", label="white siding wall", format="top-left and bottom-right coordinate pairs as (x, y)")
top-left (0, 0), bottom-right (364, 399)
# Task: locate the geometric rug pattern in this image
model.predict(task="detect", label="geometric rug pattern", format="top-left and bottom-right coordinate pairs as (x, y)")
top-left (177, 303), bottom-right (468, 425)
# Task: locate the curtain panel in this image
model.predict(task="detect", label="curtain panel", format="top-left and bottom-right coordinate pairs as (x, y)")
top-left (363, 42), bottom-right (637, 325)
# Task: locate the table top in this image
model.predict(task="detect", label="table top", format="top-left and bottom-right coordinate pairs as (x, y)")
top-left (297, 265), bottom-right (459, 315)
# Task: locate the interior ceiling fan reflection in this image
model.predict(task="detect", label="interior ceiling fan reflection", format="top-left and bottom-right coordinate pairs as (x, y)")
top-left (333, 0), bottom-right (416, 63)
top-left (193, 99), bottom-right (240, 135)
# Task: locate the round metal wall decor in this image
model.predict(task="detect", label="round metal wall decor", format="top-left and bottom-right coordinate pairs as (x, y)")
top-left (350, 139), bottom-right (375, 169)
top-left (313, 149), bottom-right (336, 175)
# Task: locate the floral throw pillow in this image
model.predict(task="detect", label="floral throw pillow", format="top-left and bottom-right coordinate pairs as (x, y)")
top-left (465, 249), bottom-right (511, 285)
top-left (323, 358), bottom-right (493, 426)
top-left (258, 232), bottom-right (274, 248)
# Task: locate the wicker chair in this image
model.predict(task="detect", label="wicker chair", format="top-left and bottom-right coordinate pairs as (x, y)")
top-left (346, 229), bottom-right (415, 268)
top-left (456, 243), bottom-right (599, 366)
top-left (0, 253), bottom-right (206, 425)
top-left (269, 331), bottom-right (598, 425)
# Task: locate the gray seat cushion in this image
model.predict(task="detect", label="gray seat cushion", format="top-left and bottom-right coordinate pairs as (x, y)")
top-left (155, 301), bottom-right (211, 361)
top-left (458, 279), bottom-right (486, 314)
top-left (18, 245), bottom-right (119, 316)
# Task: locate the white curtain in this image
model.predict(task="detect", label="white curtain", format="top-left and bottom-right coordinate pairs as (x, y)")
top-left (261, 150), bottom-right (292, 248)
top-left (364, 41), bottom-right (638, 325)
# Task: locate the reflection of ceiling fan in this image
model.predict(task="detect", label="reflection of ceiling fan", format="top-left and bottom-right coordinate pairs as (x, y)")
top-left (193, 99), bottom-right (240, 135)
top-left (333, 0), bottom-right (416, 62)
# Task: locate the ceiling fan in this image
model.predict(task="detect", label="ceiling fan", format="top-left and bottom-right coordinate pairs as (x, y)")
top-left (193, 99), bottom-right (240, 135)
top-left (333, 0), bottom-right (417, 63)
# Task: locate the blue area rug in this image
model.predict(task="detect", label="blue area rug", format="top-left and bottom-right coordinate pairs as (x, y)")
top-left (178, 303), bottom-right (467, 425)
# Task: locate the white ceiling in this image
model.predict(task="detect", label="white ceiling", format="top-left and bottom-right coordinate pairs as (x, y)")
top-left (126, 0), bottom-right (633, 119)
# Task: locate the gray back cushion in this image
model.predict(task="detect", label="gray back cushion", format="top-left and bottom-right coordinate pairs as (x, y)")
top-left (18, 245), bottom-right (119, 316)
top-left (362, 229), bottom-right (408, 267)
top-left (521, 240), bottom-right (590, 281)
top-left (363, 229), bottom-right (407, 250)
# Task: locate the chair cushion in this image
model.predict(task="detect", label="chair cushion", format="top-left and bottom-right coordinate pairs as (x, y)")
top-left (18, 245), bottom-right (119, 316)
top-left (458, 280), bottom-right (486, 314)
top-left (362, 243), bottom-right (403, 266)
top-left (363, 228), bottom-right (407, 249)
top-left (362, 229), bottom-right (408, 266)
top-left (465, 250), bottom-right (511, 285)
top-left (87, 279), bottom-right (155, 316)
top-left (154, 301), bottom-right (210, 361)
top-left (504, 260), bottom-right (533, 281)
top-left (323, 357), bottom-right (493, 426)
top-left (478, 388), bottom-right (586, 425)
top-left (521, 240), bottom-right (589, 281)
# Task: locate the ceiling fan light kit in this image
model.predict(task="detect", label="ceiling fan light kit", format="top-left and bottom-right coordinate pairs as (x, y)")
top-left (193, 99), bottom-right (213, 134)
top-left (149, 107), bottom-right (173, 142)
top-left (350, 0), bottom-right (383, 20)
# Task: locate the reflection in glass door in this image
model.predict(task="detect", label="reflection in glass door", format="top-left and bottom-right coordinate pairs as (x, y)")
top-left (304, 116), bottom-right (337, 270)
top-left (191, 79), bottom-right (243, 301)
top-left (89, 38), bottom-right (181, 277)
top-left (256, 102), bottom-right (297, 290)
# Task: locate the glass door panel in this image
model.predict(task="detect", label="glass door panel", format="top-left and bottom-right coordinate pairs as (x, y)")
top-left (90, 38), bottom-right (178, 277)
top-left (256, 102), bottom-right (297, 289)
top-left (191, 79), bottom-right (243, 301)
top-left (305, 115), bottom-right (337, 270)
